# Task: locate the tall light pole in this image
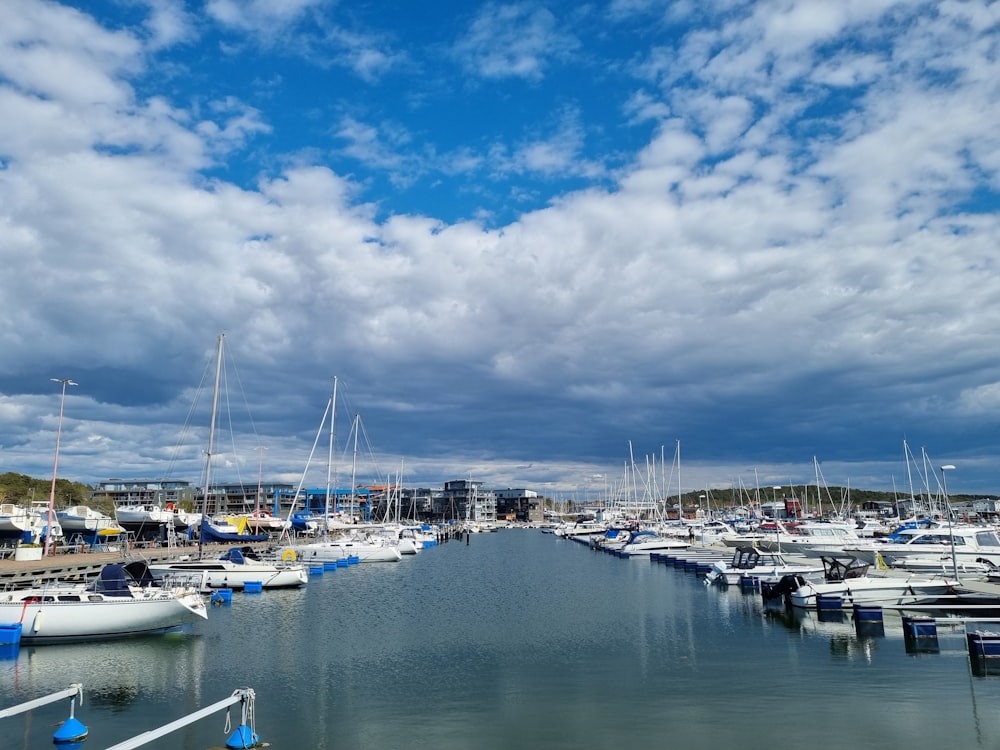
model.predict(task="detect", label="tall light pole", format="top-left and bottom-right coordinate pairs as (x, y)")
top-left (45, 378), bottom-right (77, 556)
top-left (940, 464), bottom-right (958, 580)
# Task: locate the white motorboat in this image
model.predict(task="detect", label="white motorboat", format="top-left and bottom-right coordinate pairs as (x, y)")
top-left (755, 521), bottom-right (861, 557)
top-left (704, 546), bottom-right (824, 586)
top-left (772, 556), bottom-right (959, 609)
top-left (0, 562), bottom-right (208, 644)
top-left (843, 524), bottom-right (1000, 568)
top-left (600, 529), bottom-right (690, 557)
top-left (557, 521), bottom-right (607, 543)
top-left (147, 546), bottom-right (308, 589)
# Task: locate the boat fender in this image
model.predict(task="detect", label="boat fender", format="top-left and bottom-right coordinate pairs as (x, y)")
top-left (281, 549), bottom-right (296, 562)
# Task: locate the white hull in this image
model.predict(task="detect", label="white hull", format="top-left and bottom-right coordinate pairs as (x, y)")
top-left (281, 542), bottom-right (349, 563)
top-left (788, 576), bottom-right (957, 609)
top-left (706, 547), bottom-right (824, 586)
top-left (57, 505), bottom-right (124, 534)
top-left (620, 540), bottom-right (690, 556)
top-left (148, 559), bottom-right (307, 589)
top-left (282, 541), bottom-right (402, 563)
top-left (116, 504), bottom-right (173, 527)
top-left (330, 541), bottom-right (402, 562)
top-left (0, 566), bottom-right (207, 644)
top-left (845, 544), bottom-right (1000, 568)
top-left (0, 503), bottom-right (33, 538)
top-left (843, 525), bottom-right (1000, 568)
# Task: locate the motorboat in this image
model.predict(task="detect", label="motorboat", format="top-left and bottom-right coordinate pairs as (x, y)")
top-left (768, 556), bottom-right (959, 610)
top-left (704, 546), bottom-right (824, 586)
top-left (843, 524), bottom-right (1000, 568)
top-left (557, 521), bottom-right (607, 543)
top-left (755, 521), bottom-right (861, 557)
top-left (598, 529), bottom-right (690, 557)
top-left (0, 561), bottom-right (207, 644)
top-left (147, 546), bottom-right (307, 589)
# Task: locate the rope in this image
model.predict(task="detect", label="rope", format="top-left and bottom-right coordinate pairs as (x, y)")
top-left (242, 688), bottom-right (257, 735)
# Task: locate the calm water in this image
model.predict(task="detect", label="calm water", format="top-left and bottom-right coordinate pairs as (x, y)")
top-left (5, 530), bottom-right (1000, 749)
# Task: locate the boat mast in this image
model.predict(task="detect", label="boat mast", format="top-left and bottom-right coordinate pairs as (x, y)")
top-left (199, 332), bottom-right (224, 559)
top-left (350, 414), bottom-right (359, 522)
top-left (676, 439), bottom-right (681, 518)
top-left (903, 439), bottom-right (918, 518)
top-left (325, 376), bottom-right (338, 522)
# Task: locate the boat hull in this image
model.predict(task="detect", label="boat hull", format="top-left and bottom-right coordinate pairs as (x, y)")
top-left (148, 560), bottom-right (307, 589)
top-left (0, 588), bottom-right (207, 644)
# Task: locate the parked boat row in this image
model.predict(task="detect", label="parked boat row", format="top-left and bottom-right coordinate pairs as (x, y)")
top-left (0, 517), bottom-right (461, 647)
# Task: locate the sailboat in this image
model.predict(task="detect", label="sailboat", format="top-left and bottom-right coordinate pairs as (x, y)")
top-left (148, 334), bottom-right (307, 589)
top-left (0, 561), bottom-right (207, 644)
top-left (277, 377), bottom-right (402, 563)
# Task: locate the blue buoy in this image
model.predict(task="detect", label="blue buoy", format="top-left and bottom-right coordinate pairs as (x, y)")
top-left (212, 588), bottom-right (233, 606)
top-left (0, 623), bottom-right (22, 646)
top-left (968, 631), bottom-right (1000, 658)
top-left (53, 714), bottom-right (88, 744)
top-left (852, 603), bottom-right (883, 622)
top-left (323, 561), bottom-right (338, 570)
top-left (816, 594), bottom-right (843, 611)
top-left (244, 581), bottom-right (263, 593)
top-left (226, 723), bottom-right (260, 748)
top-left (309, 564), bottom-right (324, 575)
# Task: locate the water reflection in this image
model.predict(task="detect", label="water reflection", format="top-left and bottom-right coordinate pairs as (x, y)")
top-left (4, 632), bottom-right (206, 704)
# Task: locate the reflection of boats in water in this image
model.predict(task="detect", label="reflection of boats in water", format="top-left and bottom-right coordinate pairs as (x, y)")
top-left (2, 631), bottom-right (208, 703)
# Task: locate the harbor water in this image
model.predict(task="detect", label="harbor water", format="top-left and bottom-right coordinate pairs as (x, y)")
top-left (5, 529), bottom-right (1000, 749)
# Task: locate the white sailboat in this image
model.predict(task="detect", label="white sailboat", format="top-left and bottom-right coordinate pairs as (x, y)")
top-left (151, 334), bottom-right (306, 588)
top-left (0, 561), bottom-right (207, 644)
top-left (277, 377), bottom-right (403, 563)
top-left (57, 505), bottom-right (125, 535)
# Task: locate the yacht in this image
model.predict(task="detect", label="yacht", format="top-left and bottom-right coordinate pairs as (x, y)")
top-left (843, 524), bottom-right (1000, 568)
top-left (705, 546), bottom-right (824, 586)
top-left (755, 521), bottom-right (861, 557)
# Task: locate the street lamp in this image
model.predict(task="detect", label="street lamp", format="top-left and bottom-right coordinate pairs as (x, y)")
top-left (45, 378), bottom-right (77, 556)
top-left (940, 464), bottom-right (958, 580)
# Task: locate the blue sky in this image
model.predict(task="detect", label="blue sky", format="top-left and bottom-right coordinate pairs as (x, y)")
top-left (2, 0), bottom-right (999, 500)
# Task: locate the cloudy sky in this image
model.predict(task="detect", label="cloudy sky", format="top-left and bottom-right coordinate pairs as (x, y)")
top-left (1, 0), bottom-right (998, 501)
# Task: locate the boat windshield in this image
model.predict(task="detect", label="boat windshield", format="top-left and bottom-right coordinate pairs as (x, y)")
top-left (976, 531), bottom-right (1000, 548)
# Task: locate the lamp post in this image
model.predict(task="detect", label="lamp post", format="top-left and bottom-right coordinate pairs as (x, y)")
top-left (45, 378), bottom-right (77, 556)
top-left (940, 464), bottom-right (958, 580)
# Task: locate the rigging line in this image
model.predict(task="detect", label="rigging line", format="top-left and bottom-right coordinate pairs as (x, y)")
top-left (163, 348), bottom-right (216, 480)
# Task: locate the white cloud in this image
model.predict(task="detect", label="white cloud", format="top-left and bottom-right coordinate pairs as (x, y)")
top-left (205, 0), bottom-right (324, 33)
top-left (453, 2), bottom-right (579, 81)
top-left (3, 0), bottom-right (1000, 495)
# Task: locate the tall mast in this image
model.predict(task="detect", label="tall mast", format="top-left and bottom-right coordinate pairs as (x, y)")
top-left (325, 376), bottom-right (338, 521)
top-left (350, 414), bottom-right (359, 521)
top-left (199, 332), bottom-right (224, 559)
